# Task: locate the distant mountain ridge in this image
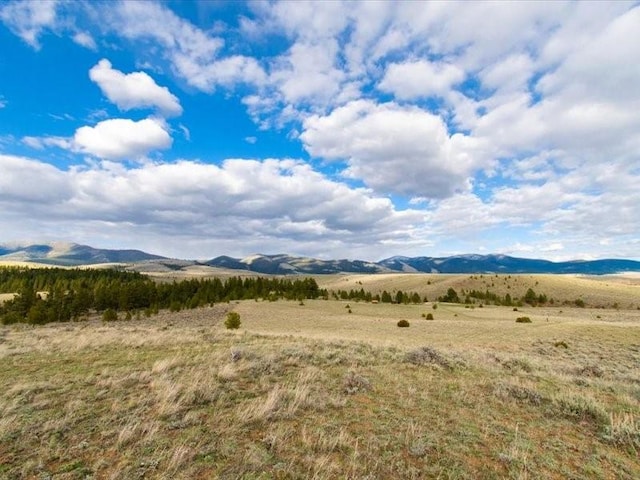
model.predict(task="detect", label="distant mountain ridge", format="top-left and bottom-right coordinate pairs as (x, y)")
top-left (206, 253), bottom-right (640, 275)
top-left (0, 242), bottom-right (165, 265)
top-left (1, 243), bottom-right (639, 274)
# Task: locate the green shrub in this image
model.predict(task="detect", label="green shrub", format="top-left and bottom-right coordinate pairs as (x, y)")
top-left (554, 340), bottom-right (569, 349)
top-left (102, 308), bottom-right (118, 322)
top-left (426, 313), bottom-right (434, 320)
top-left (225, 311), bottom-right (241, 329)
top-left (574, 298), bottom-right (586, 308)
top-left (397, 319), bottom-right (410, 328)
top-left (516, 316), bottom-right (532, 323)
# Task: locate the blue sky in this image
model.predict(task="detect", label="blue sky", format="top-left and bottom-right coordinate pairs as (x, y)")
top-left (1, 1), bottom-right (639, 261)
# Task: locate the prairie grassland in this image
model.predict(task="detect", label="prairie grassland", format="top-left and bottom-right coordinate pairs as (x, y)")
top-left (1, 301), bottom-right (639, 479)
top-left (317, 273), bottom-right (640, 309)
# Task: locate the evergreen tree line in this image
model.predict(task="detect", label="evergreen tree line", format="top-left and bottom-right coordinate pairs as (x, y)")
top-left (0, 267), bottom-right (323, 325)
top-left (332, 288), bottom-right (425, 304)
top-left (439, 287), bottom-right (550, 306)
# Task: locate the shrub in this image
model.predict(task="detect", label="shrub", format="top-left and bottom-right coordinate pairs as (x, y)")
top-left (513, 307), bottom-right (518, 311)
top-left (343, 371), bottom-right (371, 394)
top-left (102, 308), bottom-right (118, 322)
top-left (397, 319), bottom-right (410, 328)
top-left (432, 303), bottom-right (438, 310)
top-left (516, 316), bottom-right (532, 323)
top-left (574, 298), bottom-right (586, 308)
top-left (225, 311), bottom-right (241, 329)
top-left (554, 340), bottom-right (569, 349)
top-left (576, 364), bottom-right (604, 378)
top-left (426, 313), bottom-right (434, 320)
top-left (404, 346), bottom-right (466, 370)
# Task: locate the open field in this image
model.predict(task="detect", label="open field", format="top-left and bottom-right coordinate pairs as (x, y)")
top-left (1, 298), bottom-right (639, 479)
top-left (316, 273), bottom-right (640, 309)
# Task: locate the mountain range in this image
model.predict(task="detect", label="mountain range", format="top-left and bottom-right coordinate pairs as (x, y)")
top-left (1, 242), bottom-right (639, 275)
top-left (0, 242), bottom-right (164, 266)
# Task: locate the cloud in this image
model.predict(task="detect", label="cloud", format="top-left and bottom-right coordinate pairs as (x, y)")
top-left (0, 155), bottom-right (426, 259)
top-left (270, 40), bottom-right (346, 105)
top-left (0, 155), bottom-right (70, 203)
top-left (379, 60), bottom-right (465, 99)
top-left (72, 118), bottom-right (172, 160)
top-left (0, 96), bottom-right (6, 108)
top-left (0, 0), bottom-right (58, 49)
top-left (89, 59), bottom-right (182, 116)
top-left (72, 31), bottom-right (96, 50)
top-left (301, 100), bottom-right (482, 198)
top-left (22, 136), bottom-right (70, 150)
top-left (110, 1), bottom-right (266, 92)
top-left (171, 54), bottom-right (266, 92)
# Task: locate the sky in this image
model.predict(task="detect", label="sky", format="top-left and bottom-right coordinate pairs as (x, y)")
top-left (1, 0), bottom-right (639, 261)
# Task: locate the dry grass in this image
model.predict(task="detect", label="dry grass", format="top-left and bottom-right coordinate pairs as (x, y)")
top-left (316, 272), bottom-right (640, 308)
top-left (0, 297), bottom-right (639, 478)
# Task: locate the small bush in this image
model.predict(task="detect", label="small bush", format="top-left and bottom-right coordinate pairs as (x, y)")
top-left (554, 340), bottom-right (569, 349)
top-left (102, 308), bottom-right (118, 322)
top-left (397, 319), bottom-right (410, 328)
top-left (576, 364), bottom-right (604, 378)
top-left (574, 298), bottom-right (586, 308)
top-left (426, 313), bottom-right (434, 320)
top-left (495, 382), bottom-right (543, 406)
top-left (603, 412), bottom-right (640, 452)
top-left (343, 371), bottom-right (371, 394)
top-left (432, 304), bottom-right (438, 310)
top-left (405, 346), bottom-right (465, 370)
top-left (225, 311), bottom-right (241, 329)
top-left (513, 307), bottom-right (518, 311)
top-left (516, 317), bottom-right (532, 323)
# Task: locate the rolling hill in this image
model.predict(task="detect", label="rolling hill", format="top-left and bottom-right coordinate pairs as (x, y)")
top-left (1, 243), bottom-right (639, 274)
top-left (0, 242), bottom-right (165, 266)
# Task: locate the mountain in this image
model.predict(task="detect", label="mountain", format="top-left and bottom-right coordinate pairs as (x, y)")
top-left (207, 253), bottom-right (640, 275)
top-left (206, 254), bottom-right (389, 275)
top-left (2, 243), bottom-right (639, 274)
top-left (0, 242), bottom-right (165, 266)
top-left (377, 254), bottom-right (640, 275)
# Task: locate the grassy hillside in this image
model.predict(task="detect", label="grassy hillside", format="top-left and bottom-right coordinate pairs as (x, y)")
top-left (1, 300), bottom-right (638, 478)
top-left (316, 273), bottom-right (640, 309)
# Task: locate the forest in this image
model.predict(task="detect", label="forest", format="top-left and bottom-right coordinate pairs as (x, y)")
top-left (0, 267), bottom-right (323, 325)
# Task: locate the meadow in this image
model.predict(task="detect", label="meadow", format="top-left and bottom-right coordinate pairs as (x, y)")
top-left (0, 273), bottom-right (639, 478)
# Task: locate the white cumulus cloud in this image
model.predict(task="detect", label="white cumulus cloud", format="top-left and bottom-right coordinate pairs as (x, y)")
top-left (72, 118), bottom-right (172, 160)
top-left (0, 155), bottom-right (427, 259)
top-left (89, 59), bottom-right (182, 116)
top-left (301, 100), bottom-right (481, 198)
top-left (379, 60), bottom-right (465, 99)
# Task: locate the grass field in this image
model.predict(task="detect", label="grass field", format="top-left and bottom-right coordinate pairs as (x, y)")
top-left (1, 295), bottom-right (639, 478)
top-left (316, 273), bottom-right (640, 309)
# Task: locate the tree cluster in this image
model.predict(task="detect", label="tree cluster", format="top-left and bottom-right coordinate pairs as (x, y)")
top-left (0, 267), bottom-right (324, 325)
top-left (436, 286), bottom-right (550, 306)
top-left (331, 288), bottom-right (424, 304)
